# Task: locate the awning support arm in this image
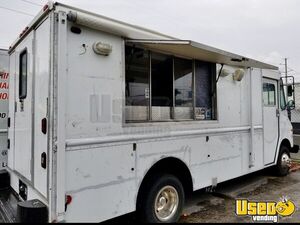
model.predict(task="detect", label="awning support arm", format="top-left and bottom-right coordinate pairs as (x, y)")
top-left (216, 64), bottom-right (224, 83)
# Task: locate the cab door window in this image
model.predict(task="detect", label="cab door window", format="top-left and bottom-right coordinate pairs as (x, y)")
top-left (263, 83), bottom-right (276, 106)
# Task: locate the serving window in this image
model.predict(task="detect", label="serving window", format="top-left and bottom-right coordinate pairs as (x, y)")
top-left (125, 44), bottom-right (216, 123)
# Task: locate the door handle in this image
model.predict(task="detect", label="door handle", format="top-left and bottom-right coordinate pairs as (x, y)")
top-left (276, 108), bottom-right (280, 117)
top-left (41, 152), bottom-right (47, 169)
top-left (41, 118), bottom-right (47, 134)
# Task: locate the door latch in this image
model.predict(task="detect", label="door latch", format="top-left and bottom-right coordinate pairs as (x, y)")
top-left (41, 152), bottom-right (47, 169)
top-left (41, 118), bottom-right (47, 134)
top-left (276, 108), bottom-right (280, 117)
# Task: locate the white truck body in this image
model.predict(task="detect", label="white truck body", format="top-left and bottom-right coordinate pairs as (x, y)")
top-left (0, 49), bottom-right (9, 171)
top-left (5, 2), bottom-right (295, 222)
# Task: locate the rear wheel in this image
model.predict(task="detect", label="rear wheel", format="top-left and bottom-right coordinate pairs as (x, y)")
top-left (274, 145), bottom-right (291, 176)
top-left (137, 174), bottom-right (184, 223)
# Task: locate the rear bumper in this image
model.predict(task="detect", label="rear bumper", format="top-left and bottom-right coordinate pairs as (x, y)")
top-left (291, 145), bottom-right (299, 153)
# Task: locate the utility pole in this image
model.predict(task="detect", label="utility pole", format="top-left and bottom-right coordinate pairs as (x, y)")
top-left (284, 58), bottom-right (292, 120)
top-left (285, 58), bottom-right (288, 100)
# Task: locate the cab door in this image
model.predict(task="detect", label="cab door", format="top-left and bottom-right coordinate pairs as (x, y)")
top-left (263, 78), bottom-right (279, 165)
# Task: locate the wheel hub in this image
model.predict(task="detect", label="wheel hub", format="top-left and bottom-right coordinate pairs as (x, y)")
top-left (154, 186), bottom-right (179, 222)
top-left (158, 196), bottom-right (167, 210)
top-left (281, 153), bottom-right (291, 168)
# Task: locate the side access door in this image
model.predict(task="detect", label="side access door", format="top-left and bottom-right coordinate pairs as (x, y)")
top-left (11, 18), bottom-right (50, 198)
top-left (13, 32), bottom-right (34, 182)
top-left (263, 78), bottom-right (279, 165)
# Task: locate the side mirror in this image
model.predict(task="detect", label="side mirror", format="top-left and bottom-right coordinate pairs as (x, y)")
top-left (287, 99), bottom-right (295, 110)
top-left (287, 85), bottom-right (294, 97)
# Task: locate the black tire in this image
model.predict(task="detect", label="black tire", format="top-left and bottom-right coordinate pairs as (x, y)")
top-left (274, 145), bottom-right (291, 176)
top-left (137, 174), bottom-right (185, 223)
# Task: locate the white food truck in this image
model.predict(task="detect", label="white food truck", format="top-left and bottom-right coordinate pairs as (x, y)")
top-left (0, 49), bottom-right (9, 172)
top-left (0, 1), bottom-right (298, 223)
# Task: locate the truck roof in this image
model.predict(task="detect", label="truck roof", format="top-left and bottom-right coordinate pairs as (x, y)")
top-left (9, 1), bottom-right (278, 70)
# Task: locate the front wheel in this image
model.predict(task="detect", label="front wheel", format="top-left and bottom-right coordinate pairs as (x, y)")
top-left (274, 145), bottom-right (291, 176)
top-left (137, 174), bottom-right (185, 223)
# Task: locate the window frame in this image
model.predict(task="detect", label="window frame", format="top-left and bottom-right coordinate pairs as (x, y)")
top-left (125, 44), bottom-right (217, 123)
top-left (19, 48), bottom-right (28, 100)
top-left (279, 81), bottom-right (287, 110)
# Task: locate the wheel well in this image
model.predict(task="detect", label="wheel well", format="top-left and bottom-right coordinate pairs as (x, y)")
top-left (280, 139), bottom-right (291, 150)
top-left (137, 157), bottom-right (193, 203)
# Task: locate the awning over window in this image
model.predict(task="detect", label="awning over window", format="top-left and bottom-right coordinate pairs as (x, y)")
top-left (125, 39), bottom-right (278, 70)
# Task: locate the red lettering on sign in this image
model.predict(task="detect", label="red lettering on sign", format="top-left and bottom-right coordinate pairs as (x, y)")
top-left (0, 72), bottom-right (9, 79)
top-left (0, 93), bottom-right (8, 99)
top-left (0, 82), bottom-right (8, 89)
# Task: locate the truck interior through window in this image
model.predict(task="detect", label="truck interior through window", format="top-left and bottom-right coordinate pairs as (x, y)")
top-left (125, 44), bottom-right (216, 123)
top-left (125, 46), bottom-right (150, 121)
top-left (263, 83), bottom-right (276, 106)
top-left (174, 57), bottom-right (193, 120)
